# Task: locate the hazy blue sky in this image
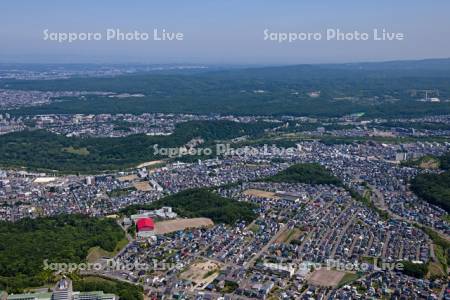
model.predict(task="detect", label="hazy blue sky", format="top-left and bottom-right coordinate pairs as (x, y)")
top-left (1, 1), bottom-right (449, 64)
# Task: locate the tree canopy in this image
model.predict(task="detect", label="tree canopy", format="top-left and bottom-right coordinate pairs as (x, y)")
top-left (121, 188), bottom-right (257, 224)
top-left (0, 215), bottom-right (124, 292)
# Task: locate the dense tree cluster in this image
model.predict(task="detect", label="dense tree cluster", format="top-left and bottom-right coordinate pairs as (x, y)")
top-left (0, 215), bottom-right (124, 292)
top-left (440, 153), bottom-right (450, 170)
top-left (2, 59), bottom-right (450, 118)
top-left (0, 120), bottom-right (272, 173)
top-left (411, 152), bottom-right (450, 213)
top-left (374, 121), bottom-right (450, 131)
top-left (401, 261), bottom-right (429, 278)
top-left (121, 188), bottom-right (257, 224)
top-left (411, 172), bottom-right (450, 213)
top-left (265, 163), bottom-right (342, 185)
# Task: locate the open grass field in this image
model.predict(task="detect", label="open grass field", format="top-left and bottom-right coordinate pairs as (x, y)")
top-left (427, 261), bottom-right (446, 278)
top-left (62, 146), bottom-right (90, 156)
top-left (338, 272), bottom-right (360, 287)
top-left (307, 269), bottom-right (347, 287)
top-left (155, 218), bottom-right (214, 235)
top-left (243, 189), bottom-right (279, 199)
top-left (86, 237), bottom-right (129, 263)
top-left (419, 157), bottom-right (440, 169)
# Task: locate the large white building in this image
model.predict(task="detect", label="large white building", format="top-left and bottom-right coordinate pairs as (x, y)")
top-left (131, 206), bottom-right (177, 220)
top-left (6, 279), bottom-right (117, 300)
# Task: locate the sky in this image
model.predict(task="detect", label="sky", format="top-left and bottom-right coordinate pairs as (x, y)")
top-left (1, 0), bottom-right (449, 65)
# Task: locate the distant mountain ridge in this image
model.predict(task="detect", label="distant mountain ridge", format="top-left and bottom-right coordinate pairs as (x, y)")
top-left (199, 58), bottom-right (450, 80)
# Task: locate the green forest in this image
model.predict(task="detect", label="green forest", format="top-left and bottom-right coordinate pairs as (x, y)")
top-left (0, 120), bottom-right (272, 173)
top-left (2, 59), bottom-right (450, 118)
top-left (0, 215), bottom-right (124, 292)
top-left (121, 188), bottom-right (257, 224)
top-left (411, 153), bottom-right (450, 213)
top-left (401, 261), bottom-right (429, 278)
top-left (265, 163), bottom-right (342, 185)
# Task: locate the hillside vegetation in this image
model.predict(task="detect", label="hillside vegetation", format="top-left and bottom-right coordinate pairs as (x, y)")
top-left (121, 188), bottom-right (257, 224)
top-left (0, 215), bottom-right (124, 292)
top-left (3, 59), bottom-right (450, 118)
top-left (0, 120), bottom-right (272, 173)
top-left (411, 153), bottom-right (450, 213)
top-left (265, 163), bottom-right (341, 185)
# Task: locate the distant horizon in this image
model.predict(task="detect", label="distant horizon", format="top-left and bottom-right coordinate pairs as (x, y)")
top-left (2, 1), bottom-right (449, 65)
top-left (0, 56), bottom-right (449, 67)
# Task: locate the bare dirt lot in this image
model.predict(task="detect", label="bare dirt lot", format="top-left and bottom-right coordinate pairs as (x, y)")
top-left (137, 160), bottom-right (165, 168)
top-left (275, 228), bottom-right (303, 244)
top-left (243, 189), bottom-right (279, 199)
top-left (117, 174), bottom-right (138, 182)
top-left (133, 181), bottom-right (152, 192)
top-left (180, 259), bottom-right (222, 287)
top-left (419, 157), bottom-right (440, 169)
top-left (307, 269), bottom-right (347, 287)
top-left (155, 218), bottom-right (214, 235)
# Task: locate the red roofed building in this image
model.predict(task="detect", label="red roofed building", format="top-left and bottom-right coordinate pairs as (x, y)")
top-left (136, 217), bottom-right (155, 237)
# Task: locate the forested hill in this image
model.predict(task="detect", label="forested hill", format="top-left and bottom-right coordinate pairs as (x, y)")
top-left (0, 214), bottom-right (124, 292)
top-left (0, 120), bottom-right (273, 173)
top-left (411, 152), bottom-right (450, 213)
top-left (120, 188), bottom-right (257, 224)
top-left (2, 58), bottom-right (450, 117)
top-left (202, 58), bottom-right (450, 80)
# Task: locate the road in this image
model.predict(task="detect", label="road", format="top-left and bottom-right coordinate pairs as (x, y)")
top-left (117, 219), bottom-right (133, 243)
top-left (368, 184), bottom-right (450, 243)
top-left (245, 223), bottom-right (287, 268)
